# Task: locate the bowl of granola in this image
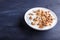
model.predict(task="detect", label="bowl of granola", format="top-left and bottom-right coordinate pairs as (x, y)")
top-left (24, 7), bottom-right (57, 30)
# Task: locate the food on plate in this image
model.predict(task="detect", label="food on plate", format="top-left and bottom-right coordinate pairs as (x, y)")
top-left (28, 9), bottom-right (54, 28)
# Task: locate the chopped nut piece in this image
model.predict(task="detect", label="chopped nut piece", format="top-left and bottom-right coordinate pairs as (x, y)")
top-left (33, 11), bottom-right (36, 13)
top-left (49, 24), bottom-right (51, 26)
top-left (29, 13), bottom-right (33, 15)
top-left (39, 23), bottom-right (43, 28)
top-left (36, 13), bottom-right (39, 15)
top-left (41, 10), bottom-right (43, 14)
top-left (33, 18), bottom-right (37, 21)
top-left (31, 22), bottom-right (35, 25)
top-left (48, 11), bottom-right (50, 13)
top-left (45, 11), bottom-right (47, 14)
top-left (37, 9), bottom-right (40, 12)
top-left (29, 16), bottom-right (32, 20)
top-left (37, 23), bottom-right (39, 25)
top-left (36, 17), bottom-right (38, 19)
top-left (51, 19), bottom-right (53, 20)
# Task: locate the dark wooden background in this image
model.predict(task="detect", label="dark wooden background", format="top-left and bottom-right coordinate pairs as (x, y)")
top-left (0, 0), bottom-right (60, 40)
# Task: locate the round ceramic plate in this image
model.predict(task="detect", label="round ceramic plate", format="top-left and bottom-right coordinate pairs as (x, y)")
top-left (24, 7), bottom-right (58, 31)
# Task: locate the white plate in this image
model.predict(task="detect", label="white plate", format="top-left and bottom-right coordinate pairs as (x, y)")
top-left (24, 7), bottom-right (58, 31)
